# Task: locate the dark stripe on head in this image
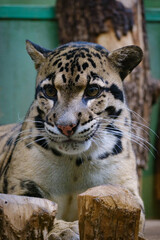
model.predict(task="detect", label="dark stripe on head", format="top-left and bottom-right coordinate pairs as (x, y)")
top-left (90, 72), bottom-right (99, 79)
top-left (88, 58), bottom-right (96, 68)
top-left (47, 72), bottom-right (55, 81)
top-left (76, 61), bottom-right (81, 72)
top-left (62, 74), bottom-right (67, 83)
top-left (109, 84), bottom-right (124, 102)
top-left (92, 52), bottom-right (101, 59)
top-left (52, 59), bottom-right (61, 66)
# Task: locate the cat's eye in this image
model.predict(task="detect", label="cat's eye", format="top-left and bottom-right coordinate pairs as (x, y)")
top-left (43, 85), bottom-right (57, 98)
top-left (85, 85), bottom-right (101, 98)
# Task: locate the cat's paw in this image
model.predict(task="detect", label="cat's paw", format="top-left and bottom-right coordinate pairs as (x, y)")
top-left (47, 219), bottom-right (79, 240)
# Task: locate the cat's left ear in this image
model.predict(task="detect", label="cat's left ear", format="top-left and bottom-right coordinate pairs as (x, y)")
top-left (108, 45), bottom-right (143, 80)
top-left (26, 40), bottom-right (51, 70)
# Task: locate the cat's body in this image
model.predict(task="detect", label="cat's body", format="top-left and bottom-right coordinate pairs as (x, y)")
top-left (0, 41), bottom-right (144, 234)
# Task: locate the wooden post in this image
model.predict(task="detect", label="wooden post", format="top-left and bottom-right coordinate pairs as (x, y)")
top-left (78, 185), bottom-right (145, 240)
top-left (0, 194), bottom-right (57, 240)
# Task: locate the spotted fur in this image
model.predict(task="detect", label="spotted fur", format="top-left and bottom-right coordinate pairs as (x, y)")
top-left (0, 41), bottom-right (144, 233)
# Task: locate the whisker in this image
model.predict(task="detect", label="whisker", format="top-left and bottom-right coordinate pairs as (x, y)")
top-left (25, 136), bottom-right (48, 148)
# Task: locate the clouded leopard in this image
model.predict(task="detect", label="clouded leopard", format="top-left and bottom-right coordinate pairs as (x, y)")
top-left (0, 41), bottom-right (145, 235)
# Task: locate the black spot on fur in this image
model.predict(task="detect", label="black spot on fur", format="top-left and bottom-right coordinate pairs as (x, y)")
top-left (76, 157), bottom-right (84, 166)
top-left (62, 74), bottom-right (67, 83)
top-left (80, 52), bottom-right (85, 58)
top-left (75, 74), bottom-right (80, 82)
top-left (2, 130), bottom-right (21, 193)
top-left (82, 62), bottom-right (89, 70)
top-left (6, 137), bottom-right (13, 146)
top-left (76, 62), bottom-right (81, 72)
top-left (58, 62), bottom-right (62, 68)
top-left (106, 124), bottom-right (123, 139)
top-left (53, 59), bottom-right (61, 66)
top-left (35, 108), bottom-right (44, 130)
top-left (105, 106), bottom-right (122, 119)
top-left (92, 52), bottom-right (101, 59)
top-left (79, 47), bottom-right (89, 53)
top-left (47, 72), bottom-right (55, 81)
top-left (112, 139), bottom-right (122, 155)
top-left (3, 177), bottom-right (8, 194)
top-left (87, 75), bottom-right (91, 83)
top-left (90, 71), bottom-right (99, 79)
top-left (98, 125), bottom-right (123, 159)
top-left (35, 136), bottom-right (48, 149)
top-left (20, 180), bottom-right (44, 198)
top-left (105, 124), bottom-right (123, 155)
top-left (99, 152), bottom-right (110, 159)
top-left (71, 63), bottom-right (75, 75)
top-left (86, 53), bottom-right (92, 58)
top-left (88, 58), bottom-right (96, 68)
top-left (51, 148), bottom-right (62, 156)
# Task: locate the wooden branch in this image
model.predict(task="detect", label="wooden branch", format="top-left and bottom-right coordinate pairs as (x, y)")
top-left (150, 77), bottom-right (160, 104)
top-left (78, 185), bottom-right (145, 240)
top-left (0, 194), bottom-right (57, 240)
top-left (56, 0), bottom-right (134, 44)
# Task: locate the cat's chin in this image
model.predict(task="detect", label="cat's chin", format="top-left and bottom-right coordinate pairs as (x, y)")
top-left (54, 140), bottom-right (91, 155)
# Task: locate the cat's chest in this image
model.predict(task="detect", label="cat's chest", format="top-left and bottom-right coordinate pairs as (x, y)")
top-left (38, 153), bottom-right (112, 197)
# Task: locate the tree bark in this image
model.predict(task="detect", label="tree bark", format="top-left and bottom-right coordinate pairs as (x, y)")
top-left (56, 0), bottom-right (160, 178)
top-left (0, 194), bottom-right (57, 240)
top-left (155, 108), bottom-right (160, 201)
top-left (78, 185), bottom-right (145, 240)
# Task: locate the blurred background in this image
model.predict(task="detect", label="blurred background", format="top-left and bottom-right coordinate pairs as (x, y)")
top-left (0, 0), bottom-right (160, 223)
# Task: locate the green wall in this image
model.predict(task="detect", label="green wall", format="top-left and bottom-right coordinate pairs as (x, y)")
top-left (0, 0), bottom-right (56, 5)
top-left (0, 3), bottom-right (59, 125)
top-left (142, 21), bottom-right (160, 218)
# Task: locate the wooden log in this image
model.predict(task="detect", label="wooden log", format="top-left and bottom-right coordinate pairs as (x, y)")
top-left (78, 185), bottom-right (144, 240)
top-left (0, 194), bottom-right (57, 240)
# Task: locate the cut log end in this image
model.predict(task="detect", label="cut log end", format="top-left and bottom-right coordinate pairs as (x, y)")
top-left (78, 185), bottom-right (144, 240)
top-left (0, 194), bottom-right (57, 240)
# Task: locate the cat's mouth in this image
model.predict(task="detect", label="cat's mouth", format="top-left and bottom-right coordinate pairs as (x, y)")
top-left (45, 122), bottom-right (99, 154)
top-left (54, 140), bottom-right (92, 155)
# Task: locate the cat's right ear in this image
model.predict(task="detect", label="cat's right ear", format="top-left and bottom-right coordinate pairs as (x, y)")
top-left (26, 40), bottom-right (51, 70)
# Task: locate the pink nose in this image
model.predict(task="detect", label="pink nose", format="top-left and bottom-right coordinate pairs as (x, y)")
top-left (57, 124), bottom-right (77, 137)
